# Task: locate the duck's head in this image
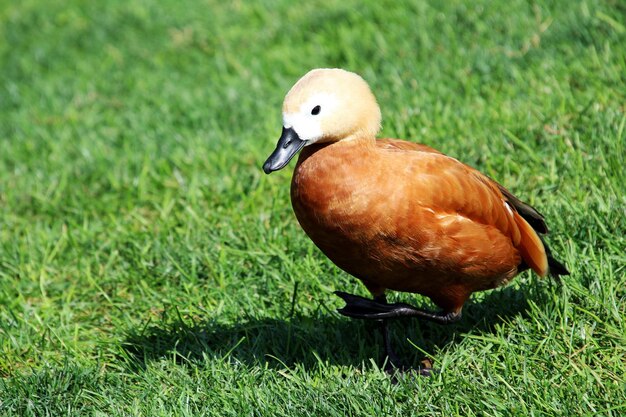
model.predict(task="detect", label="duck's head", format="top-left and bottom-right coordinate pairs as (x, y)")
top-left (262, 68), bottom-right (381, 174)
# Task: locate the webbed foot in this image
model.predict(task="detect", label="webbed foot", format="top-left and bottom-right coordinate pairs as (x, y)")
top-left (334, 291), bottom-right (461, 324)
top-left (335, 291), bottom-right (456, 378)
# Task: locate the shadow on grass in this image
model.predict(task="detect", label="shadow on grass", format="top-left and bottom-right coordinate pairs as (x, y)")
top-left (121, 285), bottom-right (534, 371)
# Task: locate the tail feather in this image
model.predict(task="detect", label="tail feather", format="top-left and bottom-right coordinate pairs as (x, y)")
top-left (548, 256), bottom-right (569, 277)
top-left (512, 211), bottom-right (549, 277)
top-left (498, 184), bottom-right (570, 279)
top-left (544, 237), bottom-right (570, 277)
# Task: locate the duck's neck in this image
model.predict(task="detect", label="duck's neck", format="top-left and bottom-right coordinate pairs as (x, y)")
top-left (299, 135), bottom-right (374, 162)
top-left (339, 133), bottom-right (377, 146)
top-left (327, 134), bottom-right (378, 150)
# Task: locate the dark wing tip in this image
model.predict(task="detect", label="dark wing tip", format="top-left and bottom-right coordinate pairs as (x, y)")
top-left (497, 184), bottom-right (548, 234)
top-left (548, 256), bottom-right (570, 276)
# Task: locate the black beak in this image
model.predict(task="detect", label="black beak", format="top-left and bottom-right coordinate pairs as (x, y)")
top-left (262, 127), bottom-right (307, 174)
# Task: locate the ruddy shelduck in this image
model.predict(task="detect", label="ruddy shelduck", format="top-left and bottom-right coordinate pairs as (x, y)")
top-left (263, 68), bottom-right (569, 372)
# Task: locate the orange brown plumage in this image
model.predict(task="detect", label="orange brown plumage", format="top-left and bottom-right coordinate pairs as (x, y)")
top-left (263, 68), bottom-right (568, 324)
top-left (291, 137), bottom-right (550, 314)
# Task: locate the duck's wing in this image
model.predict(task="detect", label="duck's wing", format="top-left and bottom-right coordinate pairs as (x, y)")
top-left (380, 143), bottom-right (548, 277)
top-left (383, 138), bottom-right (570, 281)
top-left (458, 164), bottom-right (550, 277)
top-left (379, 139), bottom-right (544, 229)
top-left (471, 171), bottom-right (569, 277)
top-left (492, 182), bottom-right (569, 276)
top-left (494, 183), bottom-right (548, 234)
top-left (377, 137), bottom-right (555, 276)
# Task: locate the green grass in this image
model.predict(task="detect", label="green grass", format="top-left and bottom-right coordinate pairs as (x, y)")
top-left (1, 0), bottom-right (625, 415)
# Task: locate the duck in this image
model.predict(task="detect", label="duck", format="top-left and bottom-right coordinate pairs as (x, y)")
top-left (262, 68), bottom-right (569, 373)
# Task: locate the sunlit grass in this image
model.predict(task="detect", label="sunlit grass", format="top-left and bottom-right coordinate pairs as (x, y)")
top-left (0, 0), bottom-right (624, 415)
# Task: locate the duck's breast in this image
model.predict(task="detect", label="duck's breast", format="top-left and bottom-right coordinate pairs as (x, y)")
top-left (290, 142), bottom-right (382, 264)
top-left (289, 139), bottom-right (526, 304)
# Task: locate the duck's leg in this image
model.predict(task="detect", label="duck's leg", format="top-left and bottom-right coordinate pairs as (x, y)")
top-left (334, 291), bottom-right (462, 324)
top-left (337, 291), bottom-right (453, 376)
top-left (373, 294), bottom-right (403, 372)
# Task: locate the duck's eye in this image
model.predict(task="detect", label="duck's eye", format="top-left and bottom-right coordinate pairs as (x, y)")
top-left (311, 105), bottom-right (321, 115)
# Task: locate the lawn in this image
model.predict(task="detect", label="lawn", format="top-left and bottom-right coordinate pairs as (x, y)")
top-left (0, 0), bottom-right (625, 415)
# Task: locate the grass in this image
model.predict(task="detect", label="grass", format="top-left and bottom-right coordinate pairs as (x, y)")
top-left (0, 0), bottom-right (625, 415)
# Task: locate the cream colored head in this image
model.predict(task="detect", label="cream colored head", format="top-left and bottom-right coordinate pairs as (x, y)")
top-left (262, 69), bottom-right (381, 174)
top-left (282, 68), bottom-right (381, 144)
